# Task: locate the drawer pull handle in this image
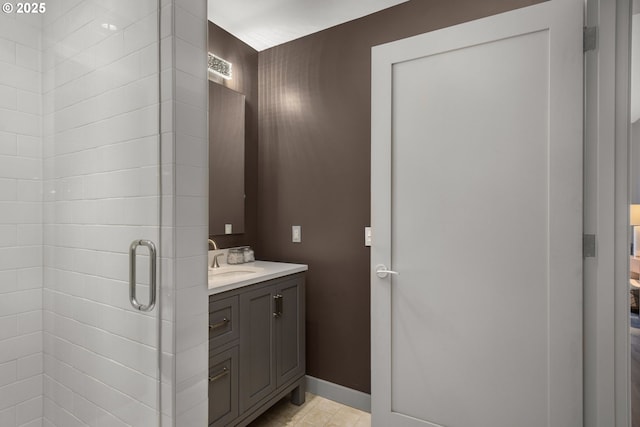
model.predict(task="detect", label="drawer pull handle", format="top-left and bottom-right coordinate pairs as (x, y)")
top-left (273, 294), bottom-right (283, 318)
top-left (209, 367), bottom-right (229, 382)
top-left (209, 317), bottom-right (229, 330)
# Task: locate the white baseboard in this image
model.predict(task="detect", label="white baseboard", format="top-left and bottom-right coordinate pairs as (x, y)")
top-left (305, 375), bottom-right (371, 413)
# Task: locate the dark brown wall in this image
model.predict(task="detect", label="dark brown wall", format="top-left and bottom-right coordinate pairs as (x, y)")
top-left (208, 22), bottom-right (259, 248)
top-left (257, 0), bottom-right (544, 394)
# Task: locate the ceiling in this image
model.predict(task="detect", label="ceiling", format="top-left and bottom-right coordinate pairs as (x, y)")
top-left (207, 0), bottom-right (410, 52)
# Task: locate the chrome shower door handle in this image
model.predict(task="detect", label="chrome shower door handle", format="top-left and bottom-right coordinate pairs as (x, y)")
top-left (129, 239), bottom-right (157, 312)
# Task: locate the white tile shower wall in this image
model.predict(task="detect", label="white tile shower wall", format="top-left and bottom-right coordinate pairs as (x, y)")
top-left (41, 1), bottom-right (163, 426)
top-left (0, 10), bottom-right (44, 427)
top-left (169, 0), bottom-right (208, 425)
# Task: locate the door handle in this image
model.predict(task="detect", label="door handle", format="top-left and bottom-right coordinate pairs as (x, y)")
top-left (129, 239), bottom-right (157, 312)
top-left (375, 264), bottom-right (399, 279)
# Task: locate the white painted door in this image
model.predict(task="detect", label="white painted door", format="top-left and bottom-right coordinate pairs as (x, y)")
top-left (371, 2), bottom-right (584, 426)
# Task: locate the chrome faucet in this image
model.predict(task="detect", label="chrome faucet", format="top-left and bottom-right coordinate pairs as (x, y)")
top-left (212, 253), bottom-right (224, 269)
top-left (208, 239), bottom-right (222, 268)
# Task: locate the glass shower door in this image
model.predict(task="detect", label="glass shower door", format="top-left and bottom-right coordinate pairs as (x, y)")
top-left (1, 0), bottom-right (163, 425)
top-left (41, 1), bottom-right (162, 425)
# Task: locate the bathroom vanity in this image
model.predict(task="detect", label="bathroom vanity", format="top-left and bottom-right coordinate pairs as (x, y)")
top-left (208, 260), bottom-right (307, 426)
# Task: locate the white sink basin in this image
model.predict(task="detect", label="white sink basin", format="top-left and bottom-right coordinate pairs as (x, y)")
top-left (208, 264), bottom-right (264, 281)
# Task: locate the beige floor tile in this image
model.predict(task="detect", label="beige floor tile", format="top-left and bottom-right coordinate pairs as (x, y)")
top-left (299, 408), bottom-right (334, 426)
top-left (313, 397), bottom-right (344, 414)
top-left (291, 411), bottom-right (312, 424)
top-left (354, 413), bottom-right (372, 427)
top-left (338, 406), bottom-right (367, 418)
top-left (325, 406), bottom-right (362, 427)
top-left (249, 416), bottom-right (284, 427)
top-left (358, 413), bottom-right (371, 421)
top-left (248, 392), bottom-right (371, 427)
top-left (268, 417), bottom-right (297, 427)
top-left (304, 392), bottom-right (319, 406)
top-left (288, 402), bottom-right (317, 422)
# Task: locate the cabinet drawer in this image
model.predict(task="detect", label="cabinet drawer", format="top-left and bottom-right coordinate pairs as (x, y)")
top-left (209, 295), bottom-right (239, 350)
top-left (209, 347), bottom-right (239, 427)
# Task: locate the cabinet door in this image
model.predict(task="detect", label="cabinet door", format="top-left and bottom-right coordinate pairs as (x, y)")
top-left (239, 284), bottom-right (277, 412)
top-left (276, 276), bottom-right (305, 387)
top-left (209, 347), bottom-right (239, 426)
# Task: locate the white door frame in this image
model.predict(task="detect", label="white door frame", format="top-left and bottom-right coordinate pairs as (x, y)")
top-left (366, 0), bottom-right (634, 424)
top-left (584, 0), bottom-right (631, 426)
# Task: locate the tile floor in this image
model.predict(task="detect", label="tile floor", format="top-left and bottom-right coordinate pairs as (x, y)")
top-left (247, 393), bottom-right (371, 427)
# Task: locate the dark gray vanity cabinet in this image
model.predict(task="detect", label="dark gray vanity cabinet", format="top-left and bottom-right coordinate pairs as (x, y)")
top-left (209, 273), bottom-right (305, 426)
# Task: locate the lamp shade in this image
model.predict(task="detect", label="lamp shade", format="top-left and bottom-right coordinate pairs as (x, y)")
top-left (631, 204), bottom-right (640, 226)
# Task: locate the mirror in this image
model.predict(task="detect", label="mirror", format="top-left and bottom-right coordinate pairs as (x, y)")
top-left (209, 81), bottom-right (245, 235)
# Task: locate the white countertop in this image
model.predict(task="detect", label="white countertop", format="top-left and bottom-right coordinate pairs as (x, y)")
top-left (208, 260), bottom-right (308, 295)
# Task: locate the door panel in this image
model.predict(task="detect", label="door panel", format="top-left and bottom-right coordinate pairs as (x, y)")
top-left (371, 2), bottom-right (583, 426)
top-left (392, 30), bottom-right (549, 426)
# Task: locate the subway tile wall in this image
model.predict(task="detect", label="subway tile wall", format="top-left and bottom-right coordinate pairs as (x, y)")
top-left (0, 1), bottom-right (208, 425)
top-left (171, 0), bottom-right (209, 424)
top-left (41, 1), bottom-right (162, 426)
top-left (0, 9), bottom-right (44, 427)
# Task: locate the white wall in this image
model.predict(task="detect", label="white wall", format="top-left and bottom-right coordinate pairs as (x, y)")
top-left (0, 10), bottom-right (44, 427)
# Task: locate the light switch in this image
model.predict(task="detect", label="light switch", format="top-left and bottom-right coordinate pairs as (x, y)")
top-left (365, 227), bottom-right (372, 247)
top-left (292, 225), bottom-right (301, 243)
top-left (225, 224), bottom-right (232, 234)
